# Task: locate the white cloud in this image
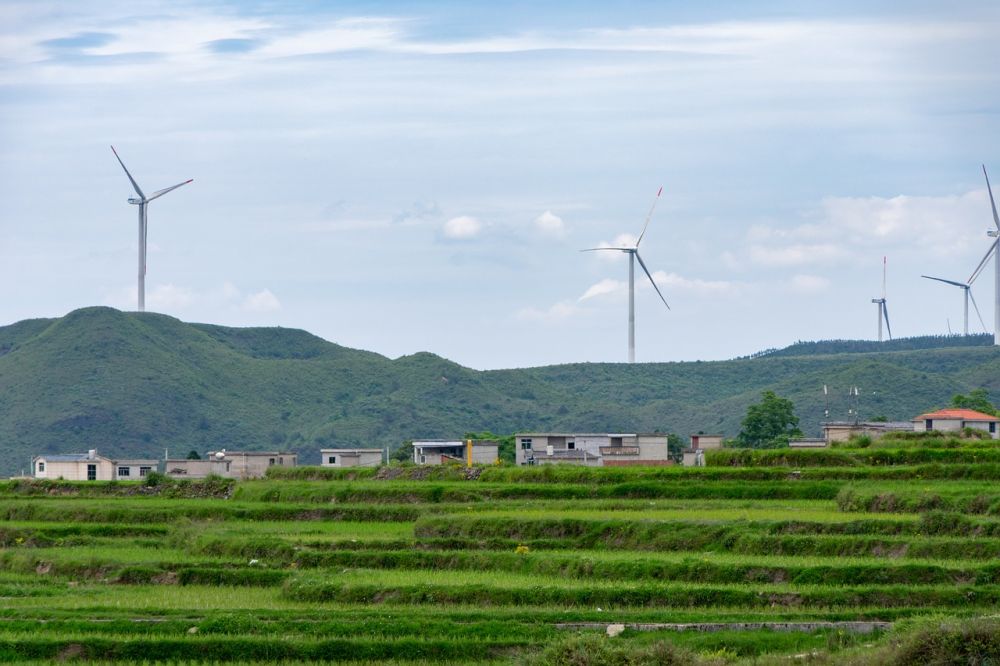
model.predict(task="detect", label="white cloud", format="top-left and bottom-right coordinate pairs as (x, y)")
top-left (147, 283), bottom-right (195, 309)
top-left (442, 215), bottom-right (482, 239)
top-left (789, 274), bottom-right (831, 293)
top-left (745, 190), bottom-right (992, 267)
top-left (534, 210), bottom-right (565, 237)
top-left (748, 243), bottom-right (846, 267)
top-left (516, 301), bottom-right (583, 322)
top-left (579, 278), bottom-right (626, 301)
top-left (649, 270), bottom-right (741, 295)
top-left (104, 282), bottom-right (280, 315)
top-left (242, 288), bottom-right (281, 313)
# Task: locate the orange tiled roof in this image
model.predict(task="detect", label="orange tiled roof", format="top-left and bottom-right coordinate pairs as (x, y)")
top-left (913, 408), bottom-right (1000, 422)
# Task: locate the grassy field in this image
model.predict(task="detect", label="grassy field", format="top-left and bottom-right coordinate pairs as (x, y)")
top-left (2, 454), bottom-right (1000, 665)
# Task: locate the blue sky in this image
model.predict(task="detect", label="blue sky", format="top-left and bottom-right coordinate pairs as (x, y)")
top-left (1, 1), bottom-right (999, 369)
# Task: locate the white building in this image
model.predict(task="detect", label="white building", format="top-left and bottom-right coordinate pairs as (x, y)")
top-left (32, 450), bottom-right (156, 481)
top-left (515, 433), bottom-right (670, 466)
top-left (912, 409), bottom-right (999, 438)
top-left (165, 450), bottom-right (297, 479)
top-left (321, 448), bottom-right (383, 468)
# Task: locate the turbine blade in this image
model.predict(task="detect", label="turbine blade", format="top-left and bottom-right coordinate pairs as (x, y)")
top-left (146, 179), bottom-right (194, 202)
top-left (968, 239), bottom-right (998, 285)
top-left (111, 145), bottom-right (145, 199)
top-left (921, 275), bottom-right (968, 289)
top-left (984, 165), bottom-right (1000, 230)
top-left (636, 185), bottom-right (663, 247)
top-left (634, 251), bottom-right (670, 310)
top-left (969, 289), bottom-right (989, 334)
top-left (882, 302), bottom-right (892, 340)
top-left (580, 247), bottom-right (631, 252)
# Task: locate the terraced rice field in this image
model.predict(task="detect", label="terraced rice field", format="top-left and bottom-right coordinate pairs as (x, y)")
top-left (2, 443), bottom-right (1000, 664)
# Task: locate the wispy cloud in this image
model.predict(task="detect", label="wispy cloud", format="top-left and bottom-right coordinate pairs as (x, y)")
top-left (442, 215), bottom-right (482, 239)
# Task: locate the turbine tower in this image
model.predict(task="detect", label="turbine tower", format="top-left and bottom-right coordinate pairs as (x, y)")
top-left (979, 165), bottom-right (1000, 345)
top-left (920, 275), bottom-right (988, 336)
top-left (871, 256), bottom-right (892, 342)
top-left (111, 146), bottom-right (193, 312)
top-left (582, 187), bottom-right (670, 363)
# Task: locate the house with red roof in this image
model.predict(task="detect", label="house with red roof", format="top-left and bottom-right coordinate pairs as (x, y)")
top-left (912, 408), bottom-right (999, 439)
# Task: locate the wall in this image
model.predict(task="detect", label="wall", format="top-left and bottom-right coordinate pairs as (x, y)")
top-left (35, 458), bottom-right (114, 481)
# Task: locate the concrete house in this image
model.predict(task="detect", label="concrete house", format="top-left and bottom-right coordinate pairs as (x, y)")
top-left (912, 408), bottom-right (1000, 438)
top-left (32, 450), bottom-right (113, 480)
top-left (321, 448), bottom-right (383, 468)
top-left (163, 457), bottom-right (231, 479)
top-left (32, 450), bottom-right (157, 481)
top-left (165, 450), bottom-right (298, 479)
top-left (114, 459), bottom-right (159, 480)
top-left (821, 421), bottom-right (912, 444)
top-left (682, 433), bottom-right (724, 467)
top-left (515, 433), bottom-right (670, 466)
top-left (412, 440), bottom-right (500, 465)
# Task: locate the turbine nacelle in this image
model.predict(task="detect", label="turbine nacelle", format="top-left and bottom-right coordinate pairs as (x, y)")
top-left (989, 230), bottom-right (999, 238)
top-left (127, 197), bottom-right (143, 205)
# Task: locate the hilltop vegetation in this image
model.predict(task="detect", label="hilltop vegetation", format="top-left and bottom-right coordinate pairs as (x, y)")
top-left (0, 307), bottom-right (997, 475)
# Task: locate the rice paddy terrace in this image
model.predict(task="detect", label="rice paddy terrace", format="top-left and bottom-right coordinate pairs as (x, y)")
top-left (2, 433), bottom-right (1000, 664)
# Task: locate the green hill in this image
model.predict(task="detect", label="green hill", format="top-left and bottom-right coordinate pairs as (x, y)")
top-left (0, 307), bottom-right (997, 475)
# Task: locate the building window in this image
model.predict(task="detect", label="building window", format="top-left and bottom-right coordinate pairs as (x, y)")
top-left (279, 457), bottom-right (284, 465)
top-left (520, 438), bottom-right (533, 450)
top-left (37, 461), bottom-right (45, 473)
top-left (118, 467), bottom-right (130, 477)
top-left (87, 464), bottom-right (97, 481)
top-left (926, 419), bottom-right (933, 430)
top-left (269, 458), bottom-right (276, 465)
top-left (139, 467), bottom-right (151, 477)
top-left (567, 441), bottom-right (576, 450)
top-left (991, 423), bottom-right (997, 434)
top-left (419, 455), bottom-right (426, 464)
top-left (328, 456), bottom-right (336, 464)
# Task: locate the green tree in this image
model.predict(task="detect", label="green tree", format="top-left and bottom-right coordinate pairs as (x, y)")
top-left (390, 441), bottom-right (413, 463)
top-left (186, 450), bottom-right (201, 460)
top-left (951, 388), bottom-right (998, 416)
top-left (666, 433), bottom-right (684, 462)
top-left (738, 391), bottom-right (802, 448)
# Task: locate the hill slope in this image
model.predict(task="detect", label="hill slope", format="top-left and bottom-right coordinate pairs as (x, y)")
top-left (0, 307), bottom-right (997, 475)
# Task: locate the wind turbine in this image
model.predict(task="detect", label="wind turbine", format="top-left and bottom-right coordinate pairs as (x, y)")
top-left (920, 275), bottom-right (988, 336)
top-left (978, 165), bottom-right (1000, 345)
top-left (871, 256), bottom-right (892, 342)
top-left (111, 146), bottom-right (193, 312)
top-left (582, 186), bottom-right (670, 363)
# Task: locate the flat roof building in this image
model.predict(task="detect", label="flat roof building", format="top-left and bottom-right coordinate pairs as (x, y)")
top-left (515, 433), bottom-right (670, 467)
top-left (321, 448), bottom-right (383, 468)
top-left (412, 440), bottom-right (499, 466)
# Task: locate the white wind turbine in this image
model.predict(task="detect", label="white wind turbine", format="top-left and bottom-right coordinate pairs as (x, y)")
top-left (871, 256), bottom-right (892, 342)
top-left (920, 274), bottom-right (988, 336)
top-left (582, 187), bottom-right (670, 363)
top-left (977, 165), bottom-right (1000, 345)
top-left (111, 146), bottom-right (193, 312)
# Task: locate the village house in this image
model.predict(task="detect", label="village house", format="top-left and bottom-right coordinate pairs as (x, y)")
top-left (821, 421), bottom-right (912, 444)
top-left (32, 450), bottom-right (157, 481)
top-left (412, 440), bottom-right (500, 465)
top-left (320, 448), bottom-right (383, 468)
top-left (682, 434), bottom-right (724, 467)
top-left (912, 408), bottom-right (999, 439)
top-left (515, 433), bottom-right (670, 466)
top-left (165, 450), bottom-right (297, 479)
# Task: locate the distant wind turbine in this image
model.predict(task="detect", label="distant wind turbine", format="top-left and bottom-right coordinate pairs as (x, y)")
top-left (111, 146), bottom-right (193, 312)
top-left (871, 256), bottom-right (892, 342)
top-left (582, 187), bottom-right (670, 363)
top-left (920, 275), bottom-right (988, 336)
top-left (978, 165), bottom-right (1000, 345)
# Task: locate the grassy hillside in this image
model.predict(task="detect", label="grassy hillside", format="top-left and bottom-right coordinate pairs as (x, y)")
top-left (0, 307), bottom-right (997, 475)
